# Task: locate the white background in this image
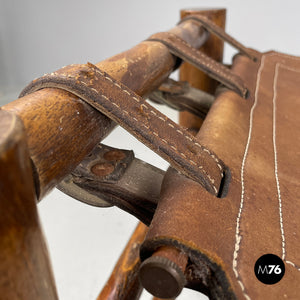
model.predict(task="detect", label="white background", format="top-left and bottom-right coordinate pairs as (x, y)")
top-left (1, 1), bottom-right (300, 299)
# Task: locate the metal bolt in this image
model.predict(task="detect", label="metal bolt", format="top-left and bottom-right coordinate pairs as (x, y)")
top-left (103, 149), bottom-right (126, 161)
top-left (139, 246), bottom-right (188, 299)
top-left (91, 162), bottom-right (114, 177)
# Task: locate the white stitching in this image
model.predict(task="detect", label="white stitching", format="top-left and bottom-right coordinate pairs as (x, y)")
top-left (164, 33), bottom-right (236, 81)
top-left (139, 103), bottom-right (222, 174)
top-left (155, 33), bottom-right (245, 93)
top-left (56, 68), bottom-right (223, 172)
top-left (112, 102), bottom-right (120, 108)
top-left (272, 63), bottom-right (286, 260)
top-left (286, 261), bottom-right (300, 271)
top-left (232, 54), bottom-right (267, 300)
top-left (122, 89), bottom-right (130, 96)
top-left (101, 95), bottom-right (109, 101)
top-left (104, 74), bottom-right (113, 82)
top-left (88, 70), bottom-right (224, 178)
top-left (38, 64), bottom-right (223, 193)
top-left (233, 52), bottom-right (300, 299)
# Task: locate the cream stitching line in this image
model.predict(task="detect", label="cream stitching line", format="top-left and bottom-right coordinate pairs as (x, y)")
top-left (135, 102), bottom-right (220, 194)
top-left (273, 63), bottom-right (300, 272)
top-left (286, 261), bottom-right (300, 271)
top-left (46, 66), bottom-right (223, 193)
top-left (98, 70), bottom-right (223, 190)
top-left (232, 54), bottom-right (267, 300)
top-left (90, 68), bottom-right (223, 174)
top-left (147, 107), bottom-right (217, 167)
top-left (94, 66), bottom-right (224, 175)
top-left (158, 33), bottom-right (241, 85)
top-left (233, 52), bottom-right (300, 299)
top-left (273, 63), bottom-right (286, 260)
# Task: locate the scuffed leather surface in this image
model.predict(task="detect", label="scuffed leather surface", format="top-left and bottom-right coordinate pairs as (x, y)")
top-left (142, 51), bottom-right (300, 299)
top-left (20, 63), bottom-right (225, 196)
top-left (148, 32), bottom-right (248, 98)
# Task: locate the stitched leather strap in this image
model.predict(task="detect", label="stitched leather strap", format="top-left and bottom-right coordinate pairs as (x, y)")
top-left (179, 15), bottom-right (257, 62)
top-left (20, 63), bottom-right (225, 195)
top-left (147, 32), bottom-right (249, 98)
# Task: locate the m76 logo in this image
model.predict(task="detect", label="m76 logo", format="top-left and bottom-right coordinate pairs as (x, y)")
top-left (254, 254), bottom-right (285, 284)
top-left (257, 264), bottom-right (282, 275)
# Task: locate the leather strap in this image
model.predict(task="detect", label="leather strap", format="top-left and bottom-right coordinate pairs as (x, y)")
top-left (179, 15), bottom-right (257, 62)
top-left (20, 63), bottom-right (225, 195)
top-left (147, 32), bottom-right (249, 98)
top-left (148, 78), bottom-right (214, 119)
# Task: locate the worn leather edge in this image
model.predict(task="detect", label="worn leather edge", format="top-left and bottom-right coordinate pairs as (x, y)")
top-left (20, 63), bottom-right (225, 195)
top-left (178, 15), bottom-right (257, 62)
top-left (147, 32), bottom-right (249, 98)
top-left (140, 237), bottom-right (237, 299)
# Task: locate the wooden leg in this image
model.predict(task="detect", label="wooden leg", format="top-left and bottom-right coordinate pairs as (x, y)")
top-left (0, 111), bottom-right (58, 300)
top-left (97, 222), bottom-right (148, 300)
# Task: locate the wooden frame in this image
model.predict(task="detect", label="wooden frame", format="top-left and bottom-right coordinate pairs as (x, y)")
top-left (0, 8), bottom-right (225, 300)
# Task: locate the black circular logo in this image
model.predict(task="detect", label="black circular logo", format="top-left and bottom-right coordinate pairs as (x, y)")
top-left (254, 254), bottom-right (285, 284)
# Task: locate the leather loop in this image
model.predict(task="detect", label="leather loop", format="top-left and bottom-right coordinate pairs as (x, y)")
top-left (147, 32), bottom-right (249, 98)
top-left (179, 15), bottom-right (257, 62)
top-left (20, 63), bottom-right (226, 195)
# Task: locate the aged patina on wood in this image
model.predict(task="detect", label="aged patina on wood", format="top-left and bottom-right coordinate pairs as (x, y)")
top-left (0, 9), bottom-right (212, 300)
top-left (2, 16), bottom-right (208, 200)
top-left (0, 110), bottom-right (58, 299)
top-left (97, 222), bottom-right (148, 300)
